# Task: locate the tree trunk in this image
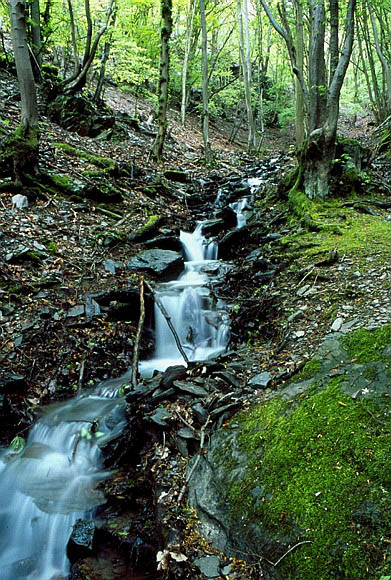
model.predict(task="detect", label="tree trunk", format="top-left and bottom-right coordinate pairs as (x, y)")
top-left (295, 0), bottom-right (305, 147)
top-left (238, 0), bottom-right (257, 151)
top-left (93, 6), bottom-right (117, 102)
top-left (63, 0), bottom-right (115, 95)
top-left (200, 0), bottom-right (211, 162)
top-left (8, 0), bottom-right (39, 182)
top-left (30, 0), bottom-right (42, 68)
top-left (180, 0), bottom-right (196, 125)
top-left (152, 0), bottom-right (173, 160)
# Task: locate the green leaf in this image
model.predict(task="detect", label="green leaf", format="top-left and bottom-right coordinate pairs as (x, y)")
top-left (8, 436), bottom-right (25, 453)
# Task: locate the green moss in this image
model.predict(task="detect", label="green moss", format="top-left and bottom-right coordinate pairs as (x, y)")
top-left (294, 359), bottom-right (321, 381)
top-left (53, 142), bottom-right (117, 173)
top-left (46, 241), bottom-right (58, 254)
top-left (225, 383), bottom-right (391, 578)
top-left (130, 215), bottom-right (162, 241)
top-left (342, 326), bottom-right (391, 364)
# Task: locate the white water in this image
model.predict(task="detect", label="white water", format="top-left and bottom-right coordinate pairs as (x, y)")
top-left (230, 198), bottom-right (249, 229)
top-left (139, 222), bottom-right (229, 377)
top-left (0, 381), bottom-right (127, 579)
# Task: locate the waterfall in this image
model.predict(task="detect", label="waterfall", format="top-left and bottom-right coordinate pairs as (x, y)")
top-left (139, 222), bottom-right (229, 378)
top-left (0, 382), bottom-right (127, 579)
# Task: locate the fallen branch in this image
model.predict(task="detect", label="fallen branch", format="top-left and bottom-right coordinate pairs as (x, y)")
top-left (132, 275), bottom-right (145, 389)
top-left (145, 280), bottom-right (189, 365)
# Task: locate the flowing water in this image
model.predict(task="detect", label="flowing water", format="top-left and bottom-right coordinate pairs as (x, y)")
top-left (0, 381), bottom-right (127, 579)
top-left (0, 191), bottom-right (253, 578)
top-left (139, 222), bottom-right (230, 377)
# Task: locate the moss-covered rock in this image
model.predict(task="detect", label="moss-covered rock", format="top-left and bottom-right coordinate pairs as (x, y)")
top-left (42, 173), bottom-right (123, 204)
top-left (53, 142), bottom-right (118, 175)
top-left (189, 327), bottom-right (391, 579)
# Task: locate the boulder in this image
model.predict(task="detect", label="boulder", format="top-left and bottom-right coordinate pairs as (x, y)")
top-left (127, 250), bottom-right (184, 280)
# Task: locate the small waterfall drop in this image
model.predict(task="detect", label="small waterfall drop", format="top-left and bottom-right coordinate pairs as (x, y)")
top-left (0, 381), bottom-right (127, 579)
top-left (139, 222), bottom-right (229, 377)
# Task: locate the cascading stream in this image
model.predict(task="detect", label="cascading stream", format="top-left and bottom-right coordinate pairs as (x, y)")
top-left (0, 381), bottom-right (127, 579)
top-left (0, 185), bottom-right (255, 578)
top-left (139, 222), bottom-right (230, 377)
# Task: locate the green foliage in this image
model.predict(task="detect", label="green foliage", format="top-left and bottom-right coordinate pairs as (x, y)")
top-left (226, 381), bottom-right (391, 578)
top-left (8, 436), bottom-right (25, 454)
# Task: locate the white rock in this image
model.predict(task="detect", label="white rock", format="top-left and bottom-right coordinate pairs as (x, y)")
top-left (331, 317), bottom-right (344, 332)
top-left (12, 194), bottom-right (28, 209)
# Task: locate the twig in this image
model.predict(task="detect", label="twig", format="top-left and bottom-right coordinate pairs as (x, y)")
top-left (145, 280), bottom-right (189, 365)
top-left (272, 541), bottom-right (312, 567)
top-left (78, 357), bottom-right (86, 390)
top-left (132, 275), bottom-right (145, 389)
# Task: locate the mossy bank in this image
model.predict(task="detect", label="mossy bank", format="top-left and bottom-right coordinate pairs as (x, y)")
top-left (189, 326), bottom-right (391, 579)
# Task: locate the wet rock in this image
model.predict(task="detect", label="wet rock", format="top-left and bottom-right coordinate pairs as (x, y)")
top-left (248, 371), bottom-right (271, 388)
top-left (127, 249), bottom-right (184, 281)
top-left (151, 387), bottom-right (175, 402)
top-left (67, 305), bottom-right (85, 318)
top-left (194, 555), bottom-right (221, 578)
top-left (218, 228), bottom-right (248, 260)
top-left (213, 370), bottom-right (241, 389)
top-left (160, 365), bottom-right (187, 388)
top-left (192, 402), bottom-right (209, 424)
top-left (103, 259), bottom-right (122, 274)
top-left (210, 402), bottom-right (240, 418)
top-left (200, 218), bottom-right (226, 236)
top-left (177, 427), bottom-right (199, 440)
top-left (144, 233), bottom-right (181, 251)
top-left (67, 519), bottom-right (95, 562)
top-left (151, 407), bottom-right (172, 426)
top-left (173, 381), bottom-right (208, 397)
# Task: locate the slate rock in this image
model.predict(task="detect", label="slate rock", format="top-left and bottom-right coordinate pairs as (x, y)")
top-left (160, 365), bottom-right (187, 388)
top-left (173, 381), bottom-right (208, 397)
top-left (151, 407), bottom-right (172, 426)
top-left (248, 371), bottom-right (271, 388)
top-left (213, 371), bottom-right (241, 389)
top-left (177, 427), bottom-right (199, 440)
top-left (192, 402), bottom-right (209, 424)
top-left (127, 249), bottom-right (183, 281)
top-left (194, 555), bottom-right (221, 578)
top-left (103, 259), bottom-right (122, 274)
top-left (66, 305), bottom-right (85, 318)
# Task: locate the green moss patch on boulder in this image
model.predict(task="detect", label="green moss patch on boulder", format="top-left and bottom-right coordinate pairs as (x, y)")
top-left (190, 326), bottom-right (391, 579)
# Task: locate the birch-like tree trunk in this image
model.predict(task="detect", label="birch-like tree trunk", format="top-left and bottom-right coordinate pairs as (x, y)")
top-left (368, 2), bottom-right (391, 116)
top-left (237, 0), bottom-right (257, 151)
top-left (152, 0), bottom-right (173, 160)
top-left (180, 0), bottom-right (196, 125)
top-left (200, 0), bottom-right (211, 162)
top-left (8, 0), bottom-right (39, 182)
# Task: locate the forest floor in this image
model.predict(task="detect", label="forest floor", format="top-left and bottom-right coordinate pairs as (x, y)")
top-left (1, 67), bottom-right (391, 577)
